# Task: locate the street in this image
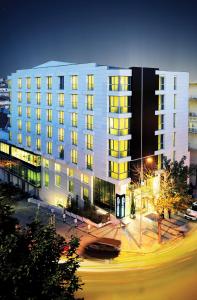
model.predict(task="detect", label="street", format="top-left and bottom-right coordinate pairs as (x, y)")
top-left (77, 222), bottom-right (197, 300)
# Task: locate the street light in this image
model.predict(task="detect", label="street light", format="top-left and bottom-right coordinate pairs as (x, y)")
top-left (131, 154), bottom-right (156, 248)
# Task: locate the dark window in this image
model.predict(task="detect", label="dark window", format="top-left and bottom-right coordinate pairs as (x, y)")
top-left (59, 76), bottom-right (64, 90)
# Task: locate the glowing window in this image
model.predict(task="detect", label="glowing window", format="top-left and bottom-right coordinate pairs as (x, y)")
top-left (86, 134), bottom-right (93, 150)
top-left (87, 95), bottom-right (94, 111)
top-left (71, 112), bottom-right (78, 127)
top-left (58, 93), bottom-right (64, 107)
top-left (71, 94), bottom-right (78, 109)
top-left (71, 75), bottom-right (78, 90)
top-left (71, 131), bottom-right (78, 145)
top-left (86, 154), bottom-right (93, 170)
top-left (47, 142), bottom-right (52, 155)
top-left (58, 128), bottom-right (64, 142)
top-left (55, 163), bottom-right (61, 172)
top-left (87, 75), bottom-right (94, 90)
top-left (71, 149), bottom-right (78, 164)
top-left (86, 115), bottom-right (93, 130)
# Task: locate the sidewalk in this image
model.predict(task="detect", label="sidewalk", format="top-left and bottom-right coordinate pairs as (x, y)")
top-left (14, 200), bottom-right (188, 256)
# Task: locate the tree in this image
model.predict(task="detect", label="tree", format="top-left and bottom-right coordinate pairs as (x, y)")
top-left (0, 200), bottom-right (83, 300)
top-left (150, 156), bottom-right (192, 243)
top-left (130, 191), bottom-right (136, 219)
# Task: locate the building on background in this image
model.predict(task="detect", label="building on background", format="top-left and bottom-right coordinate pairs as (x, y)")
top-left (0, 61), bottom-right (189, 218)
top-left (189, 83), bottom-right (197, 186)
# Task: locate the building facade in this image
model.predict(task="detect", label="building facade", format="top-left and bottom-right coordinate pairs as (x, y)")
top-left (189, 83), bottom-right (197, 186)
top-left (0, 61), bottom-right (189, 217)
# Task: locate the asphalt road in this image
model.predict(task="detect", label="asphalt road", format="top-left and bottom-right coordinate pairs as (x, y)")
top-left (77, 223), bottom-right (197, 300)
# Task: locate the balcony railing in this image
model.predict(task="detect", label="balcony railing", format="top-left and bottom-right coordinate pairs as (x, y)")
top-left (189, 112), bottom-right (197, 117)
top-left (189, 128), bottom-right (197, 133)
top-left (109, 128), bottom-right (130, 136)
top-left (109, 84), bottom-right (131, 91)
top-left (109, 149), bottom-right (130, 158)
top-left (109, 106), bottom-right (131, 113)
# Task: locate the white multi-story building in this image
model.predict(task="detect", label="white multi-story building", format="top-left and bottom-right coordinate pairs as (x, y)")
top-left (0, 61), bottom-right (189, 218)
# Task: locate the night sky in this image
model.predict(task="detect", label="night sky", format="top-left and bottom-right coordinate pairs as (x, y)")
top-left (0, 0), bottom-right (197, 80)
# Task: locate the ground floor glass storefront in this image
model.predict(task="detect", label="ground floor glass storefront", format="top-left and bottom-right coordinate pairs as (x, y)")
top-left (93, 177), bottom-right (115, 211)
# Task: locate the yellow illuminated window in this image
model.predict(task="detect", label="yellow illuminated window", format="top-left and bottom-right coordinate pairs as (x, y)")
top-left (55, 163), bottom-right (61, 172)
top-left (109, 161), bottom-right (128, 180)
top-left (71, 75), bottom-right (78, 90)
top-left (47, 109), bottom-right (52, 122)
top-left (173, 132), bottom-right (176, 147)
top-left (26, 107), bottom-right (31, 118)
top-left (68, 180), bottom-right (74, 193)
top-left (86, 154), bottom-right (93, 170)
top-left (59, 93), bottom-right (64, 107)
top-left (58, 128), bottom-right (64, 142)
top-left (68, 168), bottom-right (74, 177)
top-left (47, 125), bottom-right (53, 138)
top-left (87, 95), bottom-right (94, 110)
top-left (174, 95), bottom-right (176, 109)
top-left (26, 92), bottom-right (31, 103)
top-left (44, 171), bottom-right (49, 187)
top-left (17, 133), bottom-right (22, 144)
top-left (17, 119), bottom-right (22, 130)
top-left (71, 131), bottom-right (78, 145)
top-left (36, 77), bottom-right (41, 89)
top-left (26, 136), bottom-right (31, 147)
top-left (36, 108), bottom-right (41, 120)
top-left (109, 118), bottom-right (129, 136)
top-left (47, 76), bottom-right (52, 89)
top-left (11, 147), bottom-right (41, 166)
top-left (47, 141), bottom-right (52, 154)
top-left (55, 174), bottom-right (61, 187)
top-left (86, 115), bottom-right (93, 130)
top-left (109, 140), bottom-right (129, 158)
top-left (82, 174), bottom-right (89, 184)
top-left (43, 158), bottom-right (49, 168)
top-left (36, 92), bottom-right (41, 105)
top-left (18, 78), bottom-right (22, 89)
top-left (36, 138), bottom-right (41, 151)
top-left (82, 187), bottom-right (89, 201)
top-left (59, 145), bottom-right (64, 159)
top-left (109, 76), bottom-right (130, 91)
top-left (0, 142), bottom-right (9, 154)
top-left (18, 92), bottom-right (22, 103)
top-left (87, 75), bottom-right (94, 90)
top-left (26, 121), bottom-right (31, 132)
top-left (26, 77), bottom-right (31, 89)
top-left (71, 112), bottom-right (78, 127)
top-left (86, 134), bottom-right (93, 150)
top-left (59, 111), bottom-right (64, 124)
top-left (158, 114), bottom-right (164, 130)
top-left (18, 106), bottom-right (22, 117)
top-left (71, 149), bottom-right (78, 164)
top-left (71, 94), bottom-right (78, 109)
top-left (109, 96), bottom-right (129, 113)
top-left (47, 93), bottom-right (52, 106)
top-left (36, 123), bottom-right (41, 135)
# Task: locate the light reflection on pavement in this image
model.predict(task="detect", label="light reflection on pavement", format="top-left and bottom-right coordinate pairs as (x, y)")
top-left (77, 223), bottom-right (197, 300)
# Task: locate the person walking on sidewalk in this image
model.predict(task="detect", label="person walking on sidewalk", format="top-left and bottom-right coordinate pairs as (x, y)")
top-left (63, 213), bottom-right (66, 223)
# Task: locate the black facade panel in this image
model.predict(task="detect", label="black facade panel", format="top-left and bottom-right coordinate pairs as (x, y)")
top-left (130, 67), bottom-right (159, 172)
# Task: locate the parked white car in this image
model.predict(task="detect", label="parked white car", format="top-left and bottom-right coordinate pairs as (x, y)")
top-left (184, 201), bottom-right (197, 221)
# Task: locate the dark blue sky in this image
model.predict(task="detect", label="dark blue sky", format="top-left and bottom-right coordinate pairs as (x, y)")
top-left (0, 0), bottom-right (197, 80)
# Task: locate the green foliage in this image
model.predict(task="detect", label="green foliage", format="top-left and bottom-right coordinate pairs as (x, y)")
top-left (0, 200), bottom-right (83, 300)
top-left (152, 156), bottom-right (193, 215)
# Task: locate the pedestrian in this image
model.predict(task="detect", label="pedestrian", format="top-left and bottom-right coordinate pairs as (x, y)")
top-left (63, 213), bottom-right (66, 223)
top-left (74, 218), bottom-right (78, 227)
top-left (168, 209), bottom-right (171, 219)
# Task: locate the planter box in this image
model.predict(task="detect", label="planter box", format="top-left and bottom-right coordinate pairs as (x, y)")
top-left (27, 198), bottom-right (111, 228)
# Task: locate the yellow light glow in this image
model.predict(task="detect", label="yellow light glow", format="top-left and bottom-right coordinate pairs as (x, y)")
top-left (146, 157), bottom-right (153, 164)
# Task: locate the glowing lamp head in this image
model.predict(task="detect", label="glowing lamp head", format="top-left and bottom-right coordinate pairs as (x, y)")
top-left (146, 157), bottom-right (153, 164)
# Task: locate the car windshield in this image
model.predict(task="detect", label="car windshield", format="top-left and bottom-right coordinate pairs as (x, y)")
top-left (192, 205), bottom-right (197, 211)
